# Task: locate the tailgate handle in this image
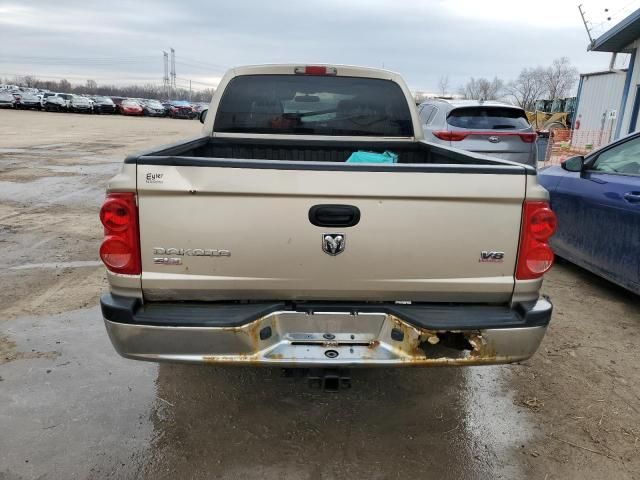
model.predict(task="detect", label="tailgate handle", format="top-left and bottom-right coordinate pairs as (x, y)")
top-left (309, 204), bottom-right (360, 227)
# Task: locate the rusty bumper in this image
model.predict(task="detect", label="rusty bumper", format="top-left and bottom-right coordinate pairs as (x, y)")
top-left (102, 295), bottom-right (551, 366)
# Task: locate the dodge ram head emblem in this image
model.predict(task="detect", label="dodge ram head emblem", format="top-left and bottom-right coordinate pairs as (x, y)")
top-left (322, 234), bottom-right (345, 256)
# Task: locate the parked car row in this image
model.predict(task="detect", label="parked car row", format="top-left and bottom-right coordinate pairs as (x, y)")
top-left (0, 87), bottom-right (206, 119)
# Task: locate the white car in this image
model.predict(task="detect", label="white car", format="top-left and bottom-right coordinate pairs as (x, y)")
top-left (53, 93), bottom-right (73, 110)
top-left (418, 99), bottom-right (538, 166)
top-left (68, 95), bottom-right (92, 113)
top-left (43, 94), bottom-right (66, 112)
top-left (0, 91), bottom-right (16, 108)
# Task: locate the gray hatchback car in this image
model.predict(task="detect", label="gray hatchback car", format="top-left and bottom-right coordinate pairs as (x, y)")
top-left (418, 99), bottom-right (537, 166)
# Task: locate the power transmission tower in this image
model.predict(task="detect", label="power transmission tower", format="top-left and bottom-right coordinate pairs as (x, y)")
top-left (163, 51), bottom-right (169, 100)
top-left (170, 47), bottom-right (176, 98)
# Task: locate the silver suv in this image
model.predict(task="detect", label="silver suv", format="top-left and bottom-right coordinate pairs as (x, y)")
top-left (418, 99), bottom-right (537, 166)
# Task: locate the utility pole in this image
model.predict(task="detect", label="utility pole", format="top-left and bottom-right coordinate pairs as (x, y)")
top-left (163, 51), bottom-right (169, 100)
top-left (170, 47), bottom-right (176, 99)
top-left (578, 4), bottom-right (595, 46)
top-left (189, 80), bottom-right (192, 102)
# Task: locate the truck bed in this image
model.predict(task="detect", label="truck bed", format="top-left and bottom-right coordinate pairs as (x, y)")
top-left (125, 136), bottom-right (536, 174)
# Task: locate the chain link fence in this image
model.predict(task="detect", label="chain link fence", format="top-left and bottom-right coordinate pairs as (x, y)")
top-left (539, 128), bottom-right (615, 166)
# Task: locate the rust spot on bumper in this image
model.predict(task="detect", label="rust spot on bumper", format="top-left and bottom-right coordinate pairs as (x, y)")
top-left (191, 312), bottom-right (523, 367)
top-left (404, 328), bottom-right (498, 365)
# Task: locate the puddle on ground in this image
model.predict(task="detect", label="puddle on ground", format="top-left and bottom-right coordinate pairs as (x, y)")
top-left (31, 143), bottom-right (74, 149)
top-left (45, 161), bottom-right (121, 174)
top-left (461, 367), bottom-right (534, 476)
top-left (0, 177), bottom-right (107, 207)
top-left (0, 148), bottom-right (29, 154)
top-left (8, 260), bottom-right (102, 270)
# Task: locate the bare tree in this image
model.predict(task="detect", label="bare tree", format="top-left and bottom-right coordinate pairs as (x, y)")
top-left (58, 78), bottom-right (71, 92)
top-left (505, 67), bottom-right (547, 111)
top-left (85, 79), bottom-right (98, 93)
top-left (544, 57), bottom-right (578, 99)
top-left (21, 75), bottom-right (37, 87)
top-left (437, 75), bottom-right (450, 96)
top-left (459, 76), bottom-right (504, 100)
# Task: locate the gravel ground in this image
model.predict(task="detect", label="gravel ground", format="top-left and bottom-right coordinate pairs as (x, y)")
top-left (1, 110), bottom-right (638, 480)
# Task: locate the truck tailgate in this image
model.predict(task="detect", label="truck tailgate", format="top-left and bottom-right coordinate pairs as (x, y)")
top-left (137, 164), bottom-right (525, 303)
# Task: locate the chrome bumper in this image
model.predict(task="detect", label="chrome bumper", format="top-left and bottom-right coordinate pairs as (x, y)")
top-left (104, 306), bottom-right (549, 367)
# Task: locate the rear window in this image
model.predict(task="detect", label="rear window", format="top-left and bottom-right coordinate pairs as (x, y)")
top-left (447, 107), bottom-right (529, 130)
top-left (214, 74), bottom-right (414, 137)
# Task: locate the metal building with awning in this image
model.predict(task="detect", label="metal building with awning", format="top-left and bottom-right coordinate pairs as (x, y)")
top-left (585, 8), bottom-right (640, 137)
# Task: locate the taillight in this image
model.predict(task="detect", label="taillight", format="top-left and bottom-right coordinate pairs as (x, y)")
top-left (99, 192), bottom-right (140, 275)
top-left (294, 66), bottom-right (337, 76)
top-left (529, 207), bottom-right (557, 240)
top-left (516, 201), bottom-right (557, 280)
top-left (518, 132), bottom-right (537, 143)
top-left (432, 131), bottom-right (468, 141)
top-left (433, 131), bottom-right (537, 143)
top-left (100, 197), bottom-right (131, 231)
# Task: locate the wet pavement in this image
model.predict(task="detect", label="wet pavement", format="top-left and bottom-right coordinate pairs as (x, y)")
top-left (1, 308), bottom-right (156, 480)
top-left (2, 111), bottom-right (639, 479)
top-left (1, 307), bottom-right (533, 480)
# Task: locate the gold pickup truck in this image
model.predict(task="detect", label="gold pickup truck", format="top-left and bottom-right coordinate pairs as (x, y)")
top-left (99, 64), bottom-right (555, 368)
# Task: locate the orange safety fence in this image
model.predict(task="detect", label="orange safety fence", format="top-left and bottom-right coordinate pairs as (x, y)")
top-left (541, 129), bottom-right (615, 166)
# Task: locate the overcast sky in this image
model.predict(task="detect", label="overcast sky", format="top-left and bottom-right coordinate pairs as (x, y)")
top-left (0, 0), bottom-right (637, 92)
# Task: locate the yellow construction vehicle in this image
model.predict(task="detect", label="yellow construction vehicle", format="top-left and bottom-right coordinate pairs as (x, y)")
top-left (526, 97), bottom-right (576, 132)
top-left (526, 111), bottom-right (570, 132)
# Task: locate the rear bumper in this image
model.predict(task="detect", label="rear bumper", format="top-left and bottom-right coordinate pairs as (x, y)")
top-left (101, 294), bottom-right (552, 367)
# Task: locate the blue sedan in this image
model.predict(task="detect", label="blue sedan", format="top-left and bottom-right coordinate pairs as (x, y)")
top-left (538, 131), bottom-right (640, 295)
